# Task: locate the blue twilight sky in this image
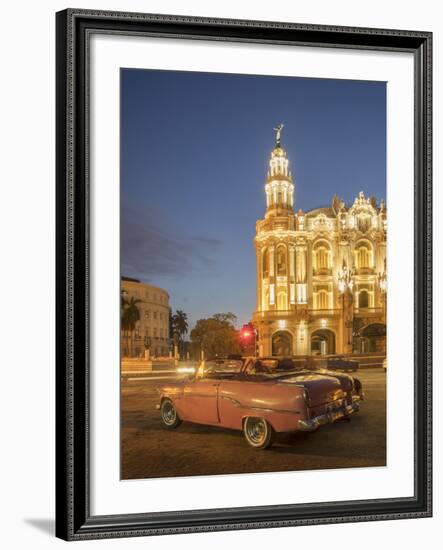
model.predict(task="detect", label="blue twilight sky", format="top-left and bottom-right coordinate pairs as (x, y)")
top-left (121, 68), bottom-right (386, 331)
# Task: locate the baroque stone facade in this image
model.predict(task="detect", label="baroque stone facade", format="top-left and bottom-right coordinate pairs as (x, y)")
top-left (253, 129), bottom-right (387, 357)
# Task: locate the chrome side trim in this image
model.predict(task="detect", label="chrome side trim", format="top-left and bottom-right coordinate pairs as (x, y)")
top-left (183, 393), bottom-right (217, 399)
top-left (251, 406), bottom-right (301, 415)
top-left (221, 395), bottom-right (299, 415)
top-left (220, 395), bottom-right (242, 407)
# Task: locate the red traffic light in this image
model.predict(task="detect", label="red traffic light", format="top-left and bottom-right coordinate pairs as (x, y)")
top-left (240, 324), bottom-right (254, 340)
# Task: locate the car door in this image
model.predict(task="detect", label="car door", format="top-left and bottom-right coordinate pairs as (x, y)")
top-left (218, 359), bottom-right (275, 430)
top-left (182, 378), bottom-right (220, 424)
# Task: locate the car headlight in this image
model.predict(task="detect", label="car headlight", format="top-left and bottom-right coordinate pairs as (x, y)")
top-left (303, 389), bottom-right (311, 406)
top-left (177, 366), bottom-right (196, 374)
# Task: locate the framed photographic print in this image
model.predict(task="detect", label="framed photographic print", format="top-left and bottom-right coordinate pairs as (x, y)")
top-left (55, 9), bottom-right (432, 541)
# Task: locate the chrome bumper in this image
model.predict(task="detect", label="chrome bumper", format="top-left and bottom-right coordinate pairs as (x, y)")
top-left (298, 397), bottom-right (360, 432)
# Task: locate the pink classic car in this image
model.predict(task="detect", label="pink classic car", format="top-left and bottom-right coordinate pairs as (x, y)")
top-left (156, 357), bottom-right (363, 449)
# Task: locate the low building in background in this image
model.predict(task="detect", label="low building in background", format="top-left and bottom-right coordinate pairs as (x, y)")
top-left (121, 277), bottom-right (170, 358)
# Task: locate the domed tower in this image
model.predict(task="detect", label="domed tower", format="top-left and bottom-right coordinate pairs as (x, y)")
top-left (264, 124), bottom-right (295, 216)
top-left (254, 125), bottom-right (308, 357)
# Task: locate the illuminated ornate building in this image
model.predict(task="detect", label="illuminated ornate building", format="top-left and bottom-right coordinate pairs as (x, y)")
top-left (253, 126), bottom-right (387, 357)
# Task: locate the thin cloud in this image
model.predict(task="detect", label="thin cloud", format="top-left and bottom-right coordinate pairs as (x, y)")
top-left (121, 204), bottom-right (223, 281)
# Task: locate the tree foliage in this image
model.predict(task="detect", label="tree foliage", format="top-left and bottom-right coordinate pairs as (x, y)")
top-left (190, 312), bottom-right (241, 360)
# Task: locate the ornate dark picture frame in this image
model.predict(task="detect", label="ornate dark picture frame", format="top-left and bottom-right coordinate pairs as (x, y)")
top-left (55, 8), bottom-right (432, 541)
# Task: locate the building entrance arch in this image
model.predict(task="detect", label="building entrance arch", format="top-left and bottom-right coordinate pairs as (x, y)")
top-left (359, 323), bottom-right (386, 353)
top-left (311, 329), bottom-right (336, 355)
top-left (271, 331), bottom-right (293, 356)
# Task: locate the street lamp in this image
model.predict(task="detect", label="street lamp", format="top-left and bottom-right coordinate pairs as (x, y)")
top-left (338, 259), bottom-right (354, 294)
top-left (378, 258), bottom-right (387, 293)
top-left (378, 258), bottom-right (387, 317)
top-left (338, 260), bottom-right (354, 353)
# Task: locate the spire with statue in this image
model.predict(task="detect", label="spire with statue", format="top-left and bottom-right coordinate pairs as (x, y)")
top-left (273, 123), bottom-right (284, 147)
top-left (264, 124), bottom-right (294, 213)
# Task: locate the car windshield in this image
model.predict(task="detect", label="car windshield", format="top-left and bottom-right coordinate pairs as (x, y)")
top-left (203, 359), bottom-right (244, 375)
top-left (244, 358), bottom-right (307, 378)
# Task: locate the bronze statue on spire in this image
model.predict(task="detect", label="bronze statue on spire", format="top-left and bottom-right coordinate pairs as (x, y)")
top-left (273, 123), bottom-right (284, 146)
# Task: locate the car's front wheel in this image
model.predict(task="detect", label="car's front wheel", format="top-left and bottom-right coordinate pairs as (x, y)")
top-left (160, 399), bottom-right (182, 429)
top-left (243, 417), bottom-right (274, 449)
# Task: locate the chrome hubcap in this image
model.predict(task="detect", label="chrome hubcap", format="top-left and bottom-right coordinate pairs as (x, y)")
top-left (162, 401), bottom-right (176, 425)
top-left (246, 419), bottom-right (267, 444)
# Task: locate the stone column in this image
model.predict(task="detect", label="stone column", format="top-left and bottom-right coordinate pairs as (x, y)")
top-left (289, 244), bottom-right (295, 277)
top-left (296, 244), bottom-right (307, 303)
top-left (289, 244), bottom-right (295, 305)
top-left (259, 323), bottom-right (271, 356)
top-left (284, 244), bottom-right (290, 310)
top-left (269, 245), bottom-right (275, 307)
top-left (256, 247), bottom-right (262, 311)
top-left (300, 246), bottom-right (307, 282)
top-left (295, 248), bottom-right (301, 283)
top-left (296, 321), bottom-right (308, 355)
top-left (269, 245), bottom-right (275, 277)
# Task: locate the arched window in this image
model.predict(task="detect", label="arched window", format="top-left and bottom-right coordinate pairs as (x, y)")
top-left (262, 249), bottom-right (269, 278)
top-left (359, 290), bottom-right (369, 308)
top-left (319, 290), bottom-right (328, 309)
top-left (355, 242), bottom-right (374, 269)
top-left (313, 241), bottom-right (332, 271)
top-left (317, 247), bottom-right (329, 269)
top-left (317, 290), bottom-right (329, 309)
top-left (276, 245), bottom-right (287, 276)
top-left (277, 291), bottom-right (287, 310)
top-left (359, 247), bottom-right (370, 268)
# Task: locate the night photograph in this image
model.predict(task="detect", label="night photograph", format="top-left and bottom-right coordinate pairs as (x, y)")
top-left (120, 68), bottom-right (387, 479)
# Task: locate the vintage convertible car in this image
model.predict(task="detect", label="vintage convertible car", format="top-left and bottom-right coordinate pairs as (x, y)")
top-left (156, 357), bottom-right (363, 449)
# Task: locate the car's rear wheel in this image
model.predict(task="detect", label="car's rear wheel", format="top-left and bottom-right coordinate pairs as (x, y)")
top-left (160, 399), bottom-right (182, 429)
top-left (243, 417), bottom-right (274, 449)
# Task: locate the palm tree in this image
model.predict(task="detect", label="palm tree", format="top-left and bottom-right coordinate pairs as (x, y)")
top-left (121, 292), bottom-right (129, 355)
top-left (121, 296), bottom-right (142, 357)
top-left (171, 310), bottom-right (189, 359)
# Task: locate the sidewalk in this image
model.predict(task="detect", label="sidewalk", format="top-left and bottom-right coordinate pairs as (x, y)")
top-left (120, 358), bottom-right (194, 378)
top-left (122, 358), bottom-right (172, 376)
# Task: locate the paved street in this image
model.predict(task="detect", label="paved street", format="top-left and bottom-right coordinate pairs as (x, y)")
top-left (121, 367), bottom-right (386, 480)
